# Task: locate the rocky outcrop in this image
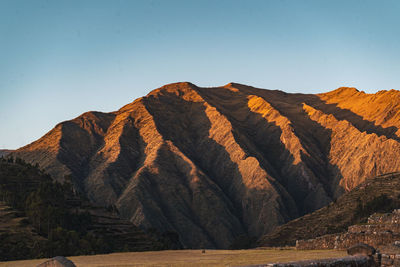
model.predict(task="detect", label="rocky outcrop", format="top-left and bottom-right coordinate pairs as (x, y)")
top-left (347, 243), bottom-right (376, 256)
top-left (12, 82), bottom-right (400, 248)
top-left (37, 256), bottom-right (76, 267)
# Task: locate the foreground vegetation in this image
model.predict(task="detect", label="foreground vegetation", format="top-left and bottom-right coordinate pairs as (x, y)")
top-left (0, 157), bottom-right (114, 260)
top-left (0, 248), bottom-right (347, 267)
top-left (0, 158), bottom-right (168, 261)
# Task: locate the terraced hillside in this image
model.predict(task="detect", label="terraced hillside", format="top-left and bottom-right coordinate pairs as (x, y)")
top-left (0, 159), bottom-right (162, 260)
top-left (0, 202), bottom-right (45, 261)
top-left (259, 172), bottom-right (400, 247)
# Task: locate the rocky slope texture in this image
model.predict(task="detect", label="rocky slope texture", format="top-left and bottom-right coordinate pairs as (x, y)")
top-left (11, 82), bottom-right (400, 248)
top-left (259, 172), bottom-right (400, 247)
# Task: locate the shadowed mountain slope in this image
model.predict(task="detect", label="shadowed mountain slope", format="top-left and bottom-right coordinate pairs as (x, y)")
top-left (12, 82), bottom-right (400, 248)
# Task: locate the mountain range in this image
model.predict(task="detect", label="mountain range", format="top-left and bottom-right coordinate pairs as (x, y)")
top-left (11, 82), bottom-right (400, 248)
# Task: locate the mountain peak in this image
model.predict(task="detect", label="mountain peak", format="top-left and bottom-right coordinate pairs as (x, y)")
top-left (223, 82), bottom-right (253, 89)
top-left (161, 81), bottom-right (197, 89)
top-left (224, 82), bottom-right (242, 87)
top-left (146, 81), bottom-right (198, 97)
top-left (327, 87), bottom-right (360, 95)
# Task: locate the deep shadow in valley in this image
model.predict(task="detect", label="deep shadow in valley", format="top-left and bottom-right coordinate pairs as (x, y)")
top-left (195, 85), bottom-right (342, 214)
top-left (142, 88), bottom-right (301, 248)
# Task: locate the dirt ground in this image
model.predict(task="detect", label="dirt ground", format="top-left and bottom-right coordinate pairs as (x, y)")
top-left (0, 248), bottom-right (347, 267)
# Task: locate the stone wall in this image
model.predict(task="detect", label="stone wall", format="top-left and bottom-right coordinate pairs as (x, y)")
top-left (296, 210), bottom-right (400, 251)
top-left (243, 255), bottom-right (376, 267)
top-left (377, 243), bottom-right (400, 266)
top-left (380, 253), bottom-right (400, 267)
top-left (295, 234), bottom-right (337, 250)
top-left (348, 224), bottom-right (400, 234)
top-left (297, 232), bottom-right (400, 250)
top-left (368, 210), bottom-right (400, 224)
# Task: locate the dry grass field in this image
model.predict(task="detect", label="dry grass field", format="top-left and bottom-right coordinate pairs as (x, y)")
top-left (0, 248), bottom-right (346, 267)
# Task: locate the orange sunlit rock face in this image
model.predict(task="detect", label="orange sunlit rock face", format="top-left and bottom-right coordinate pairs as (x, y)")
top-left (12, 82), bottom-right (400, 248)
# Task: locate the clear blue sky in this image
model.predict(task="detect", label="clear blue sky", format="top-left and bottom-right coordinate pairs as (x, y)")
top-left (1, 0), bottom-right (400, 149)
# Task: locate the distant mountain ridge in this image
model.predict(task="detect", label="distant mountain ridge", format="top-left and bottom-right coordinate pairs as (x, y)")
top-left (12, 82), bottom-right (400, 248)
top-left (0, 150), bottom-right (13, 157)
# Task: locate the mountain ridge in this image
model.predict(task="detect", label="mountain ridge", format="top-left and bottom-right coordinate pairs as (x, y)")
top-left (11, 82), bottom-right (400, 248)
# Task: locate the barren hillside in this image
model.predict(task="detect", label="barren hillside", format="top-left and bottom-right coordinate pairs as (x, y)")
top-left (12, 82), bottom-right (400, 248)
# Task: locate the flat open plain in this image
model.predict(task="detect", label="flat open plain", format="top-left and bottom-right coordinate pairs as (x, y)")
top-left (0, 248), bottom-right (346, 267)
